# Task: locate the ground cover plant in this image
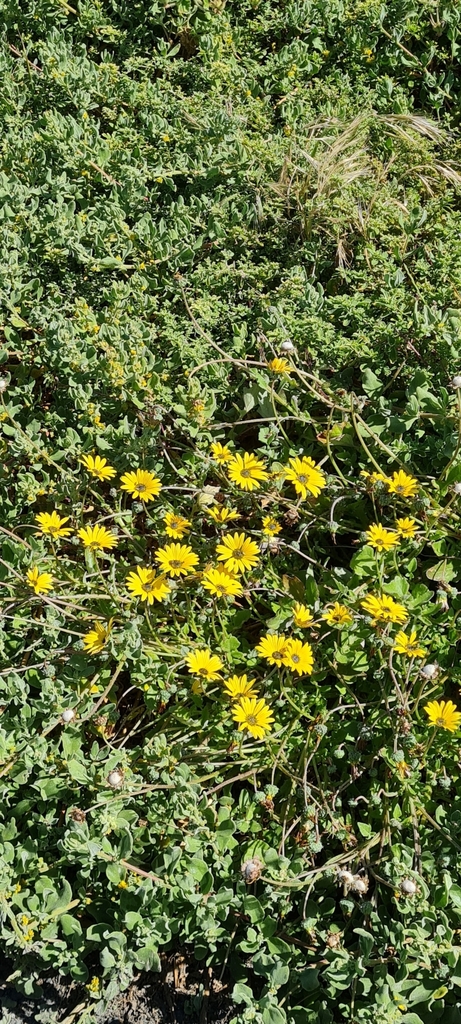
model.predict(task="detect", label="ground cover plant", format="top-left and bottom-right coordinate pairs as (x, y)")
top-left (3, 1), bottom-right (461, 1022)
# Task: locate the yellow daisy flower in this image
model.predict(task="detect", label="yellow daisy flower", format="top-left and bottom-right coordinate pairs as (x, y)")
top-left (80, 453), bottom-right (116, 481)
top-left (126, 566), bottom-right (170, 603)
top-left (424, 699), bottom-right (461, 733)
top-left (323, 603), bottom-right (353, 626)
top-left (387, 470), bottom-right (418, 498)
top-left (283, 638), bottom-right (314, 675)
top-left (163, 512), bottom-right (191, 539)
top-left (262, 516), bottom-right (282, 536)
top-left (78, 524), bottom-right (118, 551)
top-left (186, 649), bottom-right (223, 680)
top-left (360, 593), bottom-right (408, 625)
top-left (222, 674), bottom-right (259, 700)
top-left (216, 532), bottom-right (260, 573)
top-left (360, 470), bottom-right (391, 485)
top-left (26, 567), bottom-right (53, 595)
top-left (292, 603), bottom-right (314, 628)
top-left (207, 505), bottom-right (240, 524)
top-left (284, 456), bottom-right (326, 499)
top-left (83, 621), bottom-right (112, 654)
top-left (395, 517), bottom-right (418, 539)
top-left (267, 357), bottom-right (292, 374)
top-left (35, 511), bottom-right (72, 538)
top-left (210, 442), bottom-right (234, 464)
top-left (120, 468), bottom-right (162, 501)
top-left (155, 543), bottom-right (199, 577)
top-left (394, 630), bottom-right (426, 658)
top-left (255, 633), bottom-right (288, 665)
top-left (226, 452), bottom-right (269, 491)
top-left (365, 524), bottom-right (400, 552)
top-left (202, 567), bottom-right (243, 597)
top-left (232, 697), bottom-right (274, 739)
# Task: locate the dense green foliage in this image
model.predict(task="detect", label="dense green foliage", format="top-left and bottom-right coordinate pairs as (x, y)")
top-left (2, 1), bottom-right (461, 1022)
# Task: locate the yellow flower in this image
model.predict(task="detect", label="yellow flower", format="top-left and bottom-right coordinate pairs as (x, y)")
top-left (78, 524), bottom-right (118, 551)
top-left (283, 638), bottom-right (314, 675)
top-left (255, 633), bottom-right (288, 665)
top-left (126, 566), bottom-right (170, 603)
top-left (284, 456), bottom-right (326, 499)
top-left (202, 567), bottom-right (243, 597)
top-left (262, 516), bottom-right (282, 536)
top-left (26, 567), bottom-right (53, 595)
top-left (87, 977), bottom-right (100, 994)
top-left (155, 543), bottom-right (199, 577)
top-left (210, 442), bottom-right (234, 464)
top-left (223, 674), bottom-right (259, 700)
top-left (232, 697), bottom-right (274, 739)
top-left (186, 649), bottom-right (223, 680)
top-left (424, 699), bottom-right (461, 733)
top-left (323, 603), bottom-right (353, 626)
top-left (216, 532), bottom-right (260, 573)
top-left (396, 517), bottom-right (417, 539)
top-left (83, 620), bottom-right (112, 653)
top-left (360, 593), bottom-right (408, 625)
top-left (293, 603), bottom-right (314, 628)
top-left (394, 630), bottom-right (426, 658)
top-left (80, 453), bottom-right (116, 481)
top-left (163, 512), bottom-right (191, 539)
top-left (118, 880), bottom-right (128, 889)
top-left (35, 511), bottom-right (71, 538)
top-left (207, 505), bottom-right (240, 524)
top-left (227, 452), bottom-right (269, 491)
top-left (387, 470), bottom-right (418, 498)
top-left (360, 470), bottom-right (391, 485)
top-left (365, 523), bottom-right (400, 552)
top-left (267, 357), bottom-right (292, 374)
top-left (120, 468), bottom-right (162, 501)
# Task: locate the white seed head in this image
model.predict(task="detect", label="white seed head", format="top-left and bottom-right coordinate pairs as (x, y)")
top-left (351, 876), bottom-right (369, 894)
top-left (337, 869), bottom-right (355, 885)
top-left (241, 857), bottom-right (263, 883)
top-left (420, 663), bottom-right (438, 679)
top-left (280, 340), bottom-right (295, 353)
top-left (454, 482), bottom-right (461, 494)
top-left (107, 770), bottom-right (123, 789)
top-left (61, 709), bottom-right (76, 724)
top-left (0, 378), bottom-right (7, 394)
top-left (400, 878), bottom-right (417, 896)
top-left (452, 376), bottom-right (461, 388)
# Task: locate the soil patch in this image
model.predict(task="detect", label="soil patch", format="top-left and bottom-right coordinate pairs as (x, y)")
top-left (0, 955), bottom-right (235, 1024)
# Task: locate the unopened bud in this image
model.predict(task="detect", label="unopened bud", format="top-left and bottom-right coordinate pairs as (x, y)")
top-left (61, 709), bottom-right (76, 724)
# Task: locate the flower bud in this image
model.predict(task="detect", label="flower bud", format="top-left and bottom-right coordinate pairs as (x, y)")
top-left (400, 878), bottom-right (417, 896)
top-left (61, 709), bottom-right (76, 724)
top-left (107, 770), bottom-right (123, 789)
top-left (280, 340), bottom-right (295, 353)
